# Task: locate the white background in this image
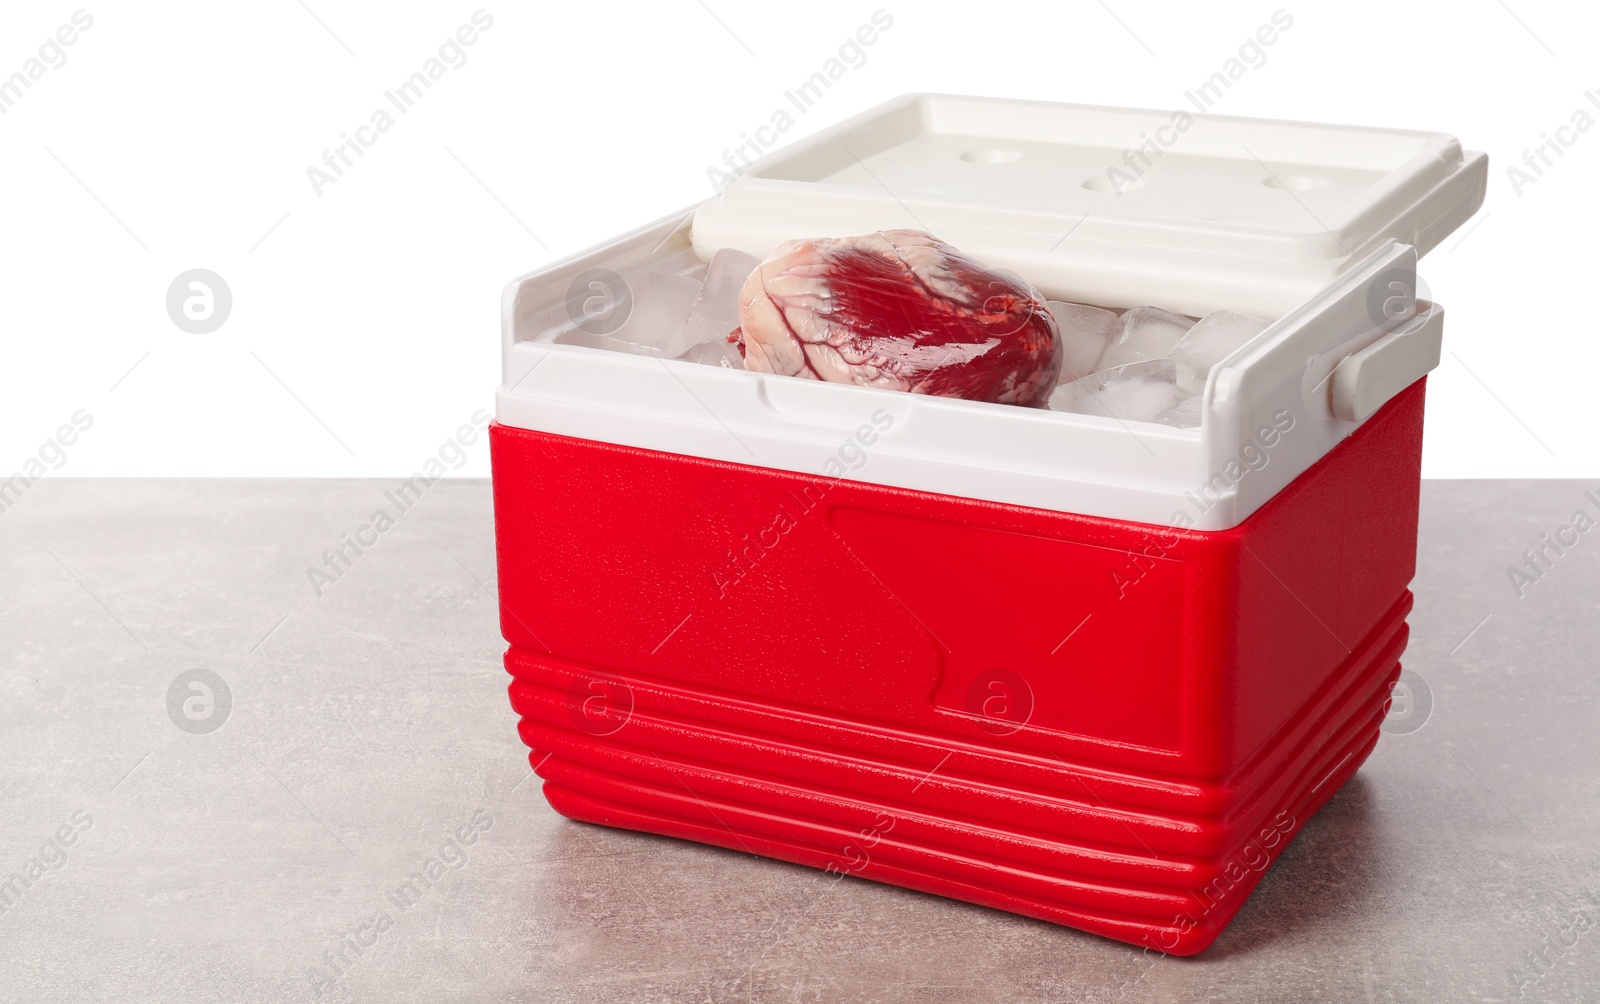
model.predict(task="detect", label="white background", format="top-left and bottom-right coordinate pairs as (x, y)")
top-left (0, 0), bottom-right (1591, 478)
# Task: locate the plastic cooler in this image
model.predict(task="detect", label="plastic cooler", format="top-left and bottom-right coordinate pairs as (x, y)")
top-left (490, 95), bottom-right (1486, 954)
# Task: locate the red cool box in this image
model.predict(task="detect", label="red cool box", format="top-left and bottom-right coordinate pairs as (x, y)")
top-left (490, 95), bottom-right (1485, 954)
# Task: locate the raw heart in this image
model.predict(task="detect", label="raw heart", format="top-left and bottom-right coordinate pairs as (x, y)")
top-left (732, 229), bottom-right (1062, 408)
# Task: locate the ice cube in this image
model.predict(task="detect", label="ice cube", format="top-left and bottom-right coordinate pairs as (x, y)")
top-left (603, 272), bottom-right (703, 357)
top-left (1047, 300), bottom-right (1118, 384)
top-left (1167, 310), bottom-right (1271, 380)
top-left (1097, 306), bottom-right (1196, 370)
top-left (1175, 362), bottom-right (1205, 397)
top-left (1156, 393), bottom-right (1204, 428)
top-left (677, 338), bottom-right (743, 369)
top-left (1050, 359), bottom-right (1180, 424)
top-left (683, 249), bottom-right (760, 351)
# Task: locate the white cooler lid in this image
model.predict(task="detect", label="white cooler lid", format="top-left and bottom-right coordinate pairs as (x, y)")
top-left (691, 93), bottom-right (1486, 318)
top-left (499, 94), bottom-right (1485, 529)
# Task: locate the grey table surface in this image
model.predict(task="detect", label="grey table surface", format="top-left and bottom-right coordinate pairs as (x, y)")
top-left (2, 479), bottom-right (1597, 1003)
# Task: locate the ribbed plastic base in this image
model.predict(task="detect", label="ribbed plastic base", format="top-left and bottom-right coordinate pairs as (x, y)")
top-left (508, 592), bottom-right (1406, 955)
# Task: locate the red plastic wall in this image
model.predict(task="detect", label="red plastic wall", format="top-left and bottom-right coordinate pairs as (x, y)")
top-left (490, 380), bottom-right (1426, 954)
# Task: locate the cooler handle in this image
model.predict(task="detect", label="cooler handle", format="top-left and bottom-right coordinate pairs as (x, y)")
top-left (1329, 302), bottom-right (1444, 423)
